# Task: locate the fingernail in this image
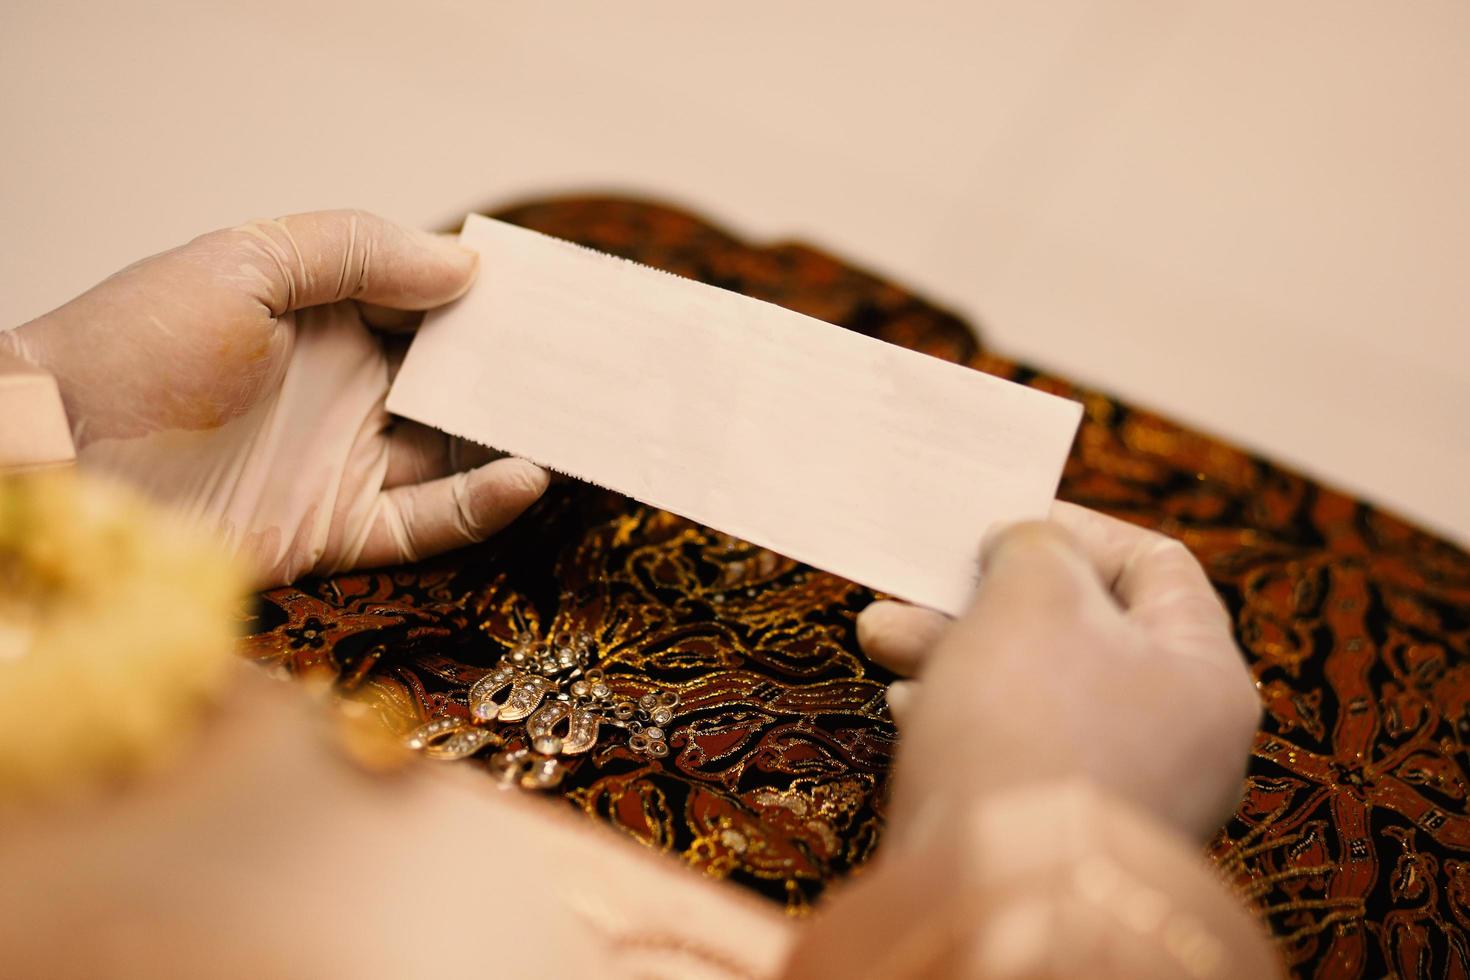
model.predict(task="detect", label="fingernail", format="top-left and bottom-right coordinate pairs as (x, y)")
top-left (857, 598), bottom-right (904, 642)
top-left (463, 457), bottom-right (549, 503)
top-left (509, 458), bottom-right (551, 496)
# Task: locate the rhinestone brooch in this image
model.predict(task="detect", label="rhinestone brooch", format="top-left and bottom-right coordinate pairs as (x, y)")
top-left (404, 630), bottom-right (680, 790)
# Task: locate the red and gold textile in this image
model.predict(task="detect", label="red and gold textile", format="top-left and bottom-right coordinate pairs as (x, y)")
top-left (242, 196), bottom-right (1470, 978)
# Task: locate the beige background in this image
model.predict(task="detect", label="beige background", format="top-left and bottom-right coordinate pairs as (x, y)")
top-left (3, 1), bottom-right (1466, 543)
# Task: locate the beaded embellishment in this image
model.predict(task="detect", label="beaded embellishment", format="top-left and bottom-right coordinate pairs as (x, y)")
top-left (403, 630), bottom-right (680, 790)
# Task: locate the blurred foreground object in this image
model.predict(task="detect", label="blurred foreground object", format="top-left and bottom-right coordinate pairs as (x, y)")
top-left (0, 471), bottom-right (242, 800)
top-left (0, 350), bottom-right (73, 471)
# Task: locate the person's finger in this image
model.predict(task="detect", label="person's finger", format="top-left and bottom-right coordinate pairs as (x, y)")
top-left (1049, 503), bottom-right (1219, 611)
top-left (856, 600), bottom-right (951, 676)
top-left (227, 210), bottom-right (477, 317)
top-left (1049, 502), bottom-right (1232, 661)
top-left (383, 420), bottom-right (455, 488)
top-left (885, 680), bottom-right (918, 728)
top-left (1121, 540), bottom-right (1239, 671)
top-left (1115, 535), bottom-right (1229, 626)
top-left (975, 521), bottom-right (1107, 617)
top-left (938, 521), bottom-right (1117, 660)
top-left (1047, 501), bottom-right (1158, 597)
top-left (382, 421), bottom-right (505, 489)
top-left (351, 457), bottom-right (549, 569)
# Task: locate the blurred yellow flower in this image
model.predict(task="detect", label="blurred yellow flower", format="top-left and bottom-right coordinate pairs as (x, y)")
top-left (0, 471), bottom-right (243, 800)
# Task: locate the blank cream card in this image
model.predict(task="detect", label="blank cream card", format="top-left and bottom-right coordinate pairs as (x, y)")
top-left (388, 215), bottom-right (1082, 614)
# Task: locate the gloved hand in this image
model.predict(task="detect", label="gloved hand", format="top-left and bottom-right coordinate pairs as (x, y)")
top-left (857, 501), bottom-right (1261, 842)
top-left (1, 210), bottom-right (547, 588)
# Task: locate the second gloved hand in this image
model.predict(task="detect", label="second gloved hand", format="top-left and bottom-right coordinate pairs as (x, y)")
top-left (2, 210), bottom-right (547, 587)
top-left (858, 502), bottom-right (1262, 843)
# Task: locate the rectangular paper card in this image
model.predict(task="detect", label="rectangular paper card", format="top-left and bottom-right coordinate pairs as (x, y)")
top-left (388, 215), bottom-right (1082, 614)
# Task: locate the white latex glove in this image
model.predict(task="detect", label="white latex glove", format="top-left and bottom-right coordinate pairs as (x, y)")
top-left (1, 210), bottom-right (547, 587)
top-left (857, 501), bottom-right (1261, 842)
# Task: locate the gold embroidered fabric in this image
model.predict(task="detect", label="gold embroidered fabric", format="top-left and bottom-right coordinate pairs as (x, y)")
top-left (242, 196), bottom-right (1470, 978)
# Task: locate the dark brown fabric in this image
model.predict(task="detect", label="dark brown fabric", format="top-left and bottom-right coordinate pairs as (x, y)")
top-left (243, 195), bottom-right (1470, 978)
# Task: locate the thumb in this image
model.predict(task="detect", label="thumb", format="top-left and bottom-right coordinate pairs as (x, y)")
top-left (225, 210), bottom-right (478, 317)
top-left (935, 521), bottom-right (1116, 662)
top-left (347, 458), bottom-right (549, 570)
